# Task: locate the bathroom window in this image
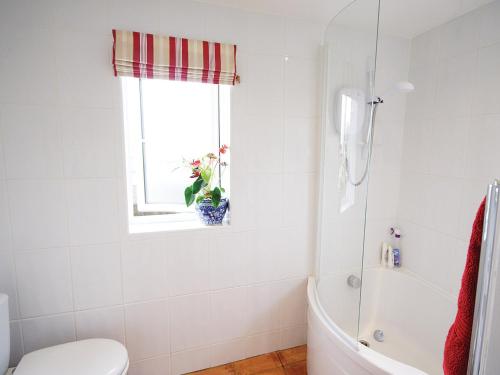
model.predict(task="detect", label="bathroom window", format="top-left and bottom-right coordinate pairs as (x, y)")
top-left (121, 77), bottom-right (230, 225)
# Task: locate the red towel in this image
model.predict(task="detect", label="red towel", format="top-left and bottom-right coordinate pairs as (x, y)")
top-left (443, 197), bottom-right (486, 375)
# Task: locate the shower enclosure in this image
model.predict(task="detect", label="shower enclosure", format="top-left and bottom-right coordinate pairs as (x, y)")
top-left (308, 0), bottom-right (500, 374)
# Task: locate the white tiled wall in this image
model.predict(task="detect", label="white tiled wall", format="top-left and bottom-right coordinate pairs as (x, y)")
top-left (0, 0), bottom-right (321, 373)
top-left (398, 0), bottom-right (500, 298)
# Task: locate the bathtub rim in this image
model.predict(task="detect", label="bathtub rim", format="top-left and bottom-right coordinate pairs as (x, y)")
top-left (307, 275), bottom-right (429, 375)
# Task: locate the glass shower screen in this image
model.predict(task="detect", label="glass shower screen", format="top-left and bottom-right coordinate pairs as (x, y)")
top-left (316, 0), bottom-right (380, 340)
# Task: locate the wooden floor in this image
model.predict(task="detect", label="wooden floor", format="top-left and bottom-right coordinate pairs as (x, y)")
top-left (188, 345), bottom-right (307, 375)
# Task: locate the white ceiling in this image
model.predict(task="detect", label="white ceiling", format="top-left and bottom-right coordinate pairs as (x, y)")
top-left (195, 0), bottom-right (494, 38)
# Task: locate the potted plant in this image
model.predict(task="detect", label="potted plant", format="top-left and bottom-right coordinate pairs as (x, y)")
top-left (183, 145), bottom-right (229, 225)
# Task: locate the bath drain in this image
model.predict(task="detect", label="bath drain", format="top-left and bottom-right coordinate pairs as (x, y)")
top-left (359, 339), bottom-right (370, 347)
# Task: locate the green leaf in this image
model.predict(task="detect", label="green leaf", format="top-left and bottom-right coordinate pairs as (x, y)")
top-left (192, 177), bottom-right (204, 194)
top-left (212, 187), bottom-right (221, 208)
top-left (220, 187), bottom-right (226, 193)
top-left (196, 195), bottom-right (205, 204)
top-left (201, 169), bottom-right (211, 184)
top-left (184, 186), bottom-right (195, 207)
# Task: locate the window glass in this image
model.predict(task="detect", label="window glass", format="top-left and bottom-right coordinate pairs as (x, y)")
top-left (121, 77), bottom-right (230, 217)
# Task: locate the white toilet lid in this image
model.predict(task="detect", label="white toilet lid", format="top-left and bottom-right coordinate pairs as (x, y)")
top-left (14, 339), bottom-right (129, 375)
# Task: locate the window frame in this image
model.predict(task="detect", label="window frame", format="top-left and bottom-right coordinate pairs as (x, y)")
top-left (121, 77), bottom-right (230, 226)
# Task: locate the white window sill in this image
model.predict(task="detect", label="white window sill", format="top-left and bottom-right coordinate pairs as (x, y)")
top-left (128, 214), bottom-right (231, 234)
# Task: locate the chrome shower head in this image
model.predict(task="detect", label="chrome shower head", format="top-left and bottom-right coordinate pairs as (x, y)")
top-left (394, 81), bottom-right (415, 93)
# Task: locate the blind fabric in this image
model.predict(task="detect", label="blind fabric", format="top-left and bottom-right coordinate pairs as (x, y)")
top-left (112, 30), bottom-right (239, 85)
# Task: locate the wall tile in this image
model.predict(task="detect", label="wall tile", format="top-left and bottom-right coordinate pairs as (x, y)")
top-left (283, 173), bottom-right (316, 227)
top-left (171, 346), bottom-right (211, 375)
top-left (1, 106), bottom-right (63, 179)
top-left (320, 217), bottom-right (365, 277)
top-left (438, 10), bottom-right (481, 59)
top-left (371, 117), bottom-right (405, 170)
top-left (285, 19), bottom-right (322, 59)
top-left (280, 324), bottom-right (307, 349)
top-left (203, 5), bottom-right (249, 53)
top-left (284, 57), bottom-right (320, 118)
top-left (52, 0), bottom-right (111, 35)
top-left (61, 108), bottom-right (119, 178)
top-left (166, 233), bottom-right (210, 296)
top-left (0, 29), bottom-right (59, 105)
top-left (0, 181), bottom-right (11, 252)
top-left (22, 313), bottom-right (76, 354)
top-left (252, 228), bottom-right (288, 283)
top-left (246, 55), bottom-right (284, 117)
top-left (0, 251), bottom-right (19, 320)
top-left (245, 331), bottom-right (281, 358)
top-left (75, 306), bottom-right (125, 343)
top-left (284, 118), bottom-right (319, 173)
top-left (397, 172), bottom-right (425, 224)
top-left (210, 287), bottom-right (249, 343)
top-left (128, 355), bottom-right (171, 375)
top-left (427, 176), bottom-right (463, 235)
top-left (109, 0), bottom-right (161, 35)
top-left (479, 1), bottom-right (500, 47)
top-left (365, 167), bottom-right (401, 220)
top-left (71, 243), bottom-right (123, 310)
top-left (16, 248), bottom-right (73, 318)
top-left (461, 0), bottom-right (493, 14)
top-left (227, 170), bottom-right (257, 231)
top-left (67, 179), bottom-right (119, 245)
top-left (426, 115), bottom-right (469, 177)
top-left (464, 114), bottom-right (500, 183)
top-left (276, 279), bottom-right (307, 328)
top-left (405, 62), bottom-right (439, 120)
top-left (281, 228), bottom-right (313, 279)
top-left (170, 293), bottom-right (211, 352)
top-left (9, 320), bottom-right (23, 367)
top-left (472, 42), bottom-right (500, 115)
top-left (124, 300), bottom-right (170, 361)
top-left (400, 117), bottom-right (432, 175)
top-left (158, 1), bottom-right (207, 39)
top-left (435, 52), bottom-right (476, 117)
top-left (0, 0), bottom-right (54, 31)
top-left (247, 13), bottom-right (285, 55)
top-left (254, 173), bottom-right (284, 229)
top-left (8, 180), bottom-right (69, 250)
top-left (246, 283), bottom-right (281, 335)
top-left (448, 238), bottom-right (470, 296)
top-left (245, 115), bottom-right (284, 174)
top-left (55, 32), bottom-right (115, 108)
top-left (210, 337), bottom-right (248, 367)
top-left (0, 132), bottom-right (5, 181)
top-left (456, 178), bottom-right (487, 241)
top-left (122, 239), bottom-right (168, 303)
top-left (410, 27), bottom-right (442, 69)
top-left (377, 36), bottom-right (411, 84)
top-left (209, 231), bottom-right (251, 290)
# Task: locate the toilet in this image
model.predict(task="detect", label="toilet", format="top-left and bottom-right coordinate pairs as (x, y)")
top-left (0, 294), bottom-right (129, 375)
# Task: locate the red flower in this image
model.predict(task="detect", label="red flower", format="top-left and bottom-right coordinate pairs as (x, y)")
top-left (191, 159), bottom-right (201, 167)
top-left (219, 144), bottom-right (229, 154)
top-left (190, 170), bottom-right (201, 178)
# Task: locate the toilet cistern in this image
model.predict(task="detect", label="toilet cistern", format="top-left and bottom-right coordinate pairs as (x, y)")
top-left (0, 294), bottom-right (10, 375)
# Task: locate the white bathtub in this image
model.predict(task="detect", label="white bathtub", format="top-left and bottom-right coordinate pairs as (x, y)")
top-left (307, 268), bottom-right (456, 374)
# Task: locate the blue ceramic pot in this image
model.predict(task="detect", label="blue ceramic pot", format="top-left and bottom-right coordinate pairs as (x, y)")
top-left (195, 198), bottom-right (229, 225)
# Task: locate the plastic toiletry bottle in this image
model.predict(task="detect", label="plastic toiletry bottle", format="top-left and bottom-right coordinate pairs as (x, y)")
top-left (388, 245), bottom-right (394, 268)
top-left (390, 227), bottom-right (401, 268)
top-left (381, 242), bottom-right (389, 267)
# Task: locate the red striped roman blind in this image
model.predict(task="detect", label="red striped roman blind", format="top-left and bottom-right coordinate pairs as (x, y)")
top-left (112, 30), bottom-right (239, 85)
